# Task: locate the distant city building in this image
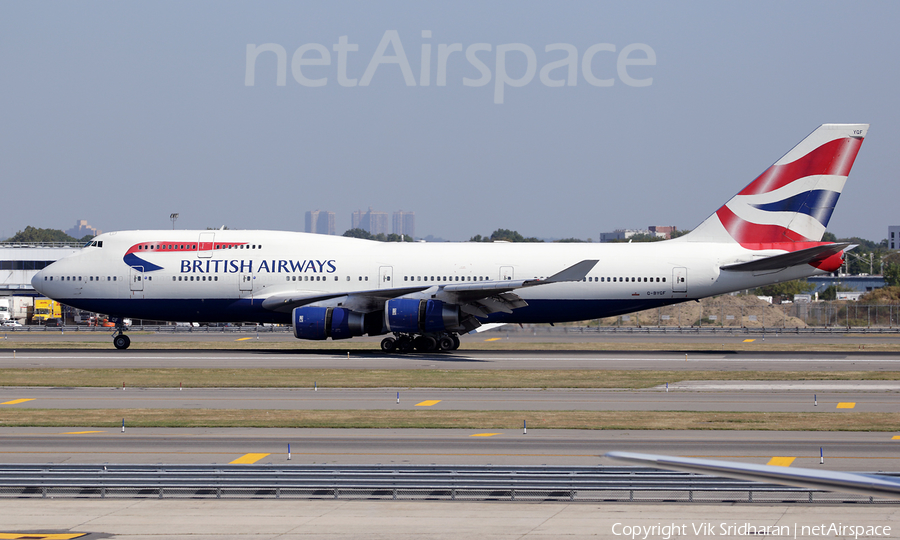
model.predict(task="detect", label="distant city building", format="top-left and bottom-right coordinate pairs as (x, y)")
top-left (65, 220), bottom-right (101, 239)
top-left (351, 208), bottom-right (389, 236)
top-left (392, 210), bottom-right (415, 239)
top-left (600, 226), bottom-right (674, 242)
top-left (305, 210), bottom-right (335, 235)
top-left (648, 225), bottom-right (676, 239)
top-left (889, 226), bottom-right (900, 250)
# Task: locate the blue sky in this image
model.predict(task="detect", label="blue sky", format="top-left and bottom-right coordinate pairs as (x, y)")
top-left (1, 2), bottom-right (896, 241)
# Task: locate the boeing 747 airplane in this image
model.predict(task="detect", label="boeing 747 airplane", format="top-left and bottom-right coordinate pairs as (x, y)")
top-left (32, 124), bottom-right (868, 351)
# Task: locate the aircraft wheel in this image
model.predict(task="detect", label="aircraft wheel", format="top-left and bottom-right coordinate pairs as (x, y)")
top-left (450, 335), bottom-right (460, 350)
top-left (396, 336), bottom-right (414, 353)
top-left (438, 335), bottom-right (455, 351)
top-left (414, 335), bottom-right (437, 352)
top-left (113, 335), bottom-right (131, 350)
top-left (380, 337), bottom-right (396, 352)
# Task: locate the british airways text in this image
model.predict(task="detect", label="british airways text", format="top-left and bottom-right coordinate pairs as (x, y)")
top-left (180, 260), bottom-right (337, 274)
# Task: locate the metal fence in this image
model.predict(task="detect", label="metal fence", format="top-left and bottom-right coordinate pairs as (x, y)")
top-left (0, 464), bottom-right (895, 504)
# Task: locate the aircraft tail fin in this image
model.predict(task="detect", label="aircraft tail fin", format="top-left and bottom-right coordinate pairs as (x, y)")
top-left (684, 124), bottom-right (868, 246)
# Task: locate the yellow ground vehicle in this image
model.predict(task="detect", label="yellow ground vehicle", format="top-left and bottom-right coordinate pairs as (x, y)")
top-left (32, 298), bottom-right (61, 324)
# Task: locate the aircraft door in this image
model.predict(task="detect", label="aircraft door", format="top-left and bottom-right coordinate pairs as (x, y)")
top-left (672, 267), bottom-right (687, 293)
top-left (239, 273), bottom-right (253, 292)
top-left (499, 266), bottom-right (514, 280)
top-left (198, 232), bottom-right (214, 258)
top-left (378, 266), bottom-right (393, 289)
top-left (130, 266), bottom-right (144, 292)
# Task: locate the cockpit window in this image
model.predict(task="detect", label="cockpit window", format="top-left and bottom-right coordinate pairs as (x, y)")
top-left (84, 240), bottom-right (103, 248)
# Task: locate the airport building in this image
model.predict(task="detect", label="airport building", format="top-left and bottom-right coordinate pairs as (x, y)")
top-left (0, 242), bottom-right (81, 294)
top-left (889, 226), bottom-right (900, 250)
top-left (304, 210), bottom-right (335, 235)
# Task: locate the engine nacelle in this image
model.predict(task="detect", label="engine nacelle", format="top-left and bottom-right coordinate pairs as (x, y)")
top-left (384, 299), bottom-right (460, 333)
top-left (293, 306), bottom-right (366, 340)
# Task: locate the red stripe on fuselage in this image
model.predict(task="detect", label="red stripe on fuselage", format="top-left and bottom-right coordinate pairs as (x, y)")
top-left (738, 137), bottom-right (863, 196)
top-left (125, 242), bottom-right (247, 255)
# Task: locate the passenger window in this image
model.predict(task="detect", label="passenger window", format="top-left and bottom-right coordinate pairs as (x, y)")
top-left (214, 276), bottom-right (218, 281)
top-left (404, 276), bottom-right (408, 281)
top-left (173, 277), bottom-right (176, 281)
top-left (334, 276), bottom-right (338, 281)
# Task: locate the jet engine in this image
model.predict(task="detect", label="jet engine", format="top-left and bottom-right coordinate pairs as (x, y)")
top-left (293, 306), bottom-right (369, 340)
top-left (384, 299), bottom-right (460, 333)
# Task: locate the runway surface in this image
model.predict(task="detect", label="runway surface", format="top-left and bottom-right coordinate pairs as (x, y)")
top-left (4, 499), bottom-right (897, 540)
top-left (1, 428), bottom-right (897, 471)
top-left (3, 348), bottom-right (900, 371)
top-left (1, 382), bottom-right (898, 411)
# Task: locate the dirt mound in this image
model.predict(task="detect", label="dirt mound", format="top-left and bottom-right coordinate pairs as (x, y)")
top-left (597, 293), bottom-right (806, 328)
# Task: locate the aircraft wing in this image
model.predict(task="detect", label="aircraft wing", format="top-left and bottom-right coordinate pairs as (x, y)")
top-left (720, 243), bottom-right (852, 272)
top-left (430, 259), bottom-right (598, 318)
top-left (261, 259), bottom-right (598, 318)
top-left (260, 286), bottom-right (431, 313)
top-left (606, 451), bottom-right (900, 500)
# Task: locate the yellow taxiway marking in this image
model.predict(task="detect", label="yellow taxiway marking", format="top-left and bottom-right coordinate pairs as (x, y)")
top-left (470, 433), bottom-right (501, 437)
top-left (235, 337), bottom-right (254, 341)
top-left (1, 399), bottom-right (34, 405)
top-left (484, 337), bottom-right (502, 342)
top-left (836, 402), bottom-right (856, 409)
top-left (893, 436), bottom-right (900, 440)
top-left (0, 534), bottom-right (87, 539)
top-left (742, 339), bottom-right (755, 343)
top-left (766, 456), bottom-right (796, 467)
top-left (230, 453), bottom-right (270, 464)
top-left (63, 431), bottom-right (105, 435)
top-left (415, 400), bottom-right (442, 407)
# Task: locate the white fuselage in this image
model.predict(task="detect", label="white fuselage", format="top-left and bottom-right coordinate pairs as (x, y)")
top-left (32, 230), bottom-right (825, 325)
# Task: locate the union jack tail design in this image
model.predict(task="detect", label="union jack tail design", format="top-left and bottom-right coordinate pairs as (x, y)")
top-left (687, 124), bottom-right (868, 247)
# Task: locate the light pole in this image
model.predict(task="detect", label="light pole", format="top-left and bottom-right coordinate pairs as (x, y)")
top-left (170, 213), bottom-right (179, 230)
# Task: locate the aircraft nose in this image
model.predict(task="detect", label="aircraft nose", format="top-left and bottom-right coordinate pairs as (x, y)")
top-left (31, 268), bottom-right (45, 293)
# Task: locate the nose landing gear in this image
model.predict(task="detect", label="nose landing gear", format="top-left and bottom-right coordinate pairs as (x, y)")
top-left (112, 319), bottom-right (131, 350)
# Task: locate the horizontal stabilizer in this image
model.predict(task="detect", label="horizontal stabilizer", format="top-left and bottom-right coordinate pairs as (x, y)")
top-left (720, 243), bottom-right (851, 272)
top-left (607, 451), bottom-right (900, 500)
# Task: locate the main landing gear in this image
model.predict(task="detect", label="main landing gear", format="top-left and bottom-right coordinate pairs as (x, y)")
top-left (380, 333), bottom-right (460, 353)
top-left (112, 318), bottom-right (131, 350)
